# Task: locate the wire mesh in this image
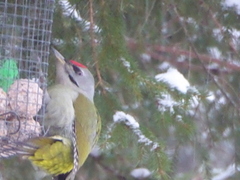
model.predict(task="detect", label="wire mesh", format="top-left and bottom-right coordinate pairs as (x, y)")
top-left (0, 0), bottom-right (54, 143)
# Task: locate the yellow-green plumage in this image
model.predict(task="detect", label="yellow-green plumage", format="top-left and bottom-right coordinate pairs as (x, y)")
top-left (23, 93), bottom-right (101, 176)
top-left (27, 136), bottom-right (73, 175)
top-left (74, 94), bottom-right (101, 167)
top-left (0, 48), bottom-right (101, 180)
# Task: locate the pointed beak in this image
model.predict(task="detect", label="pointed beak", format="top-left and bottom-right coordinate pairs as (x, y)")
top-left (51, 47), bottom-right (66, 65)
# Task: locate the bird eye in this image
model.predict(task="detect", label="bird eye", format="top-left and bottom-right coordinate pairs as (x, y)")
top-left (72, 65), bottom-right (82, 76)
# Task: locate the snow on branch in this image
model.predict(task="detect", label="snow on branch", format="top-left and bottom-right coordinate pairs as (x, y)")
top-left (113, 111), bottom-right (159, 151)
top-left (155, 68), bottom-right (199, 115)
top-left (130, 168), bottom-right (151, 179)
top-left (120, 58), bottom-right (134, 73)
top-left (212, 164), bottom-right (235, 180)
top-left (155, 68), bottom-right (190, 94)
top-left (58, 0), bottom-right (99, 32)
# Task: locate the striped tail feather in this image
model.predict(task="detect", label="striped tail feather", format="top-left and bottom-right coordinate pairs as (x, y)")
top-left (0, 136), bottom-right (74, 177)
top-left (0, 137), bottom-right (56, 158)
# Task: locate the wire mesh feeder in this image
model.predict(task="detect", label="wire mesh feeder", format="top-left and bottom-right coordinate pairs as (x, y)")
top-left (0, 0), bottom-right (54, 145)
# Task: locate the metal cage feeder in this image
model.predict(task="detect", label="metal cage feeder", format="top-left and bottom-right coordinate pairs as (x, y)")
top-left (0, 0), bottom-right (55, 142)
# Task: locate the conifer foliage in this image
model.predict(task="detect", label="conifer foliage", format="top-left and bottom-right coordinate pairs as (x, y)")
top-left (50, 1), bottom-right (240, 179)
top-left (2, 0), bottom-right (240, 179)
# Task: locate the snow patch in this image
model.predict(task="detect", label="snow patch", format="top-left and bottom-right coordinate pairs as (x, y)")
top-left (59, 0), bottom-right (99, 32)
top-left (113, 111), bottom-right (139, 129)
top-left (212, 164), bottom-right (235, 180)
top-left (120, 58), bottom-right (134, 73)
top-left (130, 168), bottom-right (151, 179)
top-left (223, 0), bottom-right (240, 14)
top-left (90, 146), bottom-right (102, 158)
top-left (113, 111), bottom-right (159, 151)
top-left (206, 91), bottom-right (215, 102)
top-left (158, 62), bottom-right (172, 71)
top-left (208, 47), bottom-right (222, 59)
top-left (140, 53), bottom-right (151, 63)
top-left (157, 94), bottom-right (177, 113)
top-left (155, 68), bottom-right (190, 94)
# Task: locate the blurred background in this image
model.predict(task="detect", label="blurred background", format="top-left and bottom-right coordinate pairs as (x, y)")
top-left (1, 0), bottom-right (240, 180)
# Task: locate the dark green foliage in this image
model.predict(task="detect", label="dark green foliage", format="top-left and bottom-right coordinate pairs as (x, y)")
top-left (2, 0), bottom-right (240, 179)
top-left (0, 157), bottom-right (38, 180)
top-left (60, 1), bottom-right (239, 179)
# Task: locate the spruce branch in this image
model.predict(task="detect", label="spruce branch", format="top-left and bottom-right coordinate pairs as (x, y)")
top-left (89, 0), bottom-right (107, 95)
top-left (127, 38), bottom-right (240, 72)
top-left (95, 158), bottom-right (127, 180)
top-left (199, 0), bottom-right (239, 56)
top-left (172, 4), bottom-right (240, 109)
top-left (58, 0), bottom-right (99, 31)
top-left (112, 111), bottom-right (160, 152)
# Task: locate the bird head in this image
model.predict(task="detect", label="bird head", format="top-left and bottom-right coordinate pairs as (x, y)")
top-left (52, 47), bottom-right (95, 102)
